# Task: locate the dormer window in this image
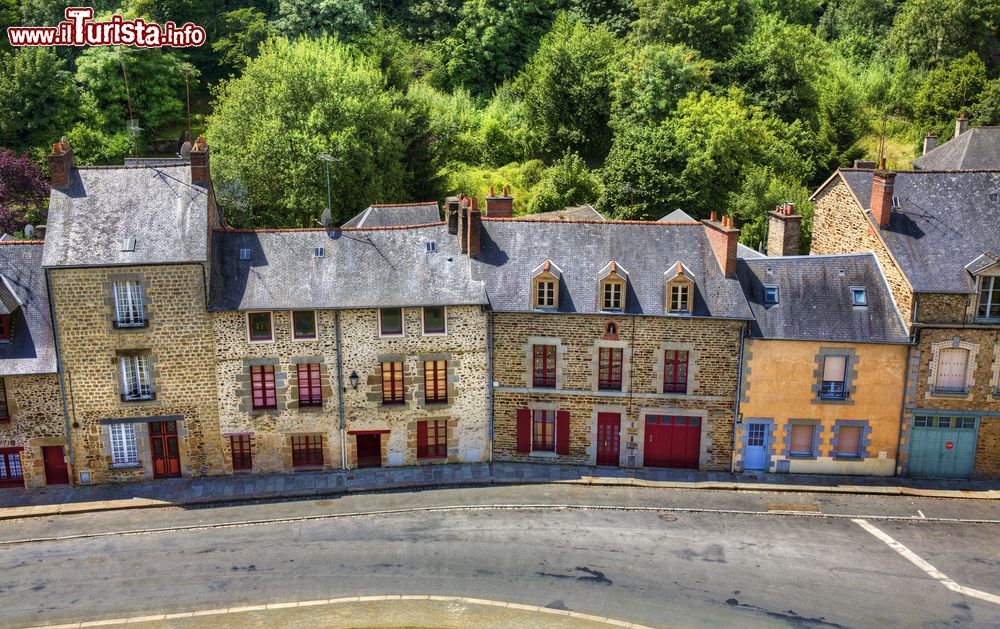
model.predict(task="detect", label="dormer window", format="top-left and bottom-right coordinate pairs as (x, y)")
top-left (978, 275), bottom-right (999, 320)
top-left (763, 285), bottom-right (779, 305)
top-left (602, 282), bottom-right (623, 311)
top-left (851, 287), bottom-right (867, 307)
top-left (598, 261), bottom-right (628, 312)
top-left (531, 259), bottom-right (562, 309)
top-left (664, 261), bottom-right (694, 314)
top-left (670, 284), bottom-right (689, 312)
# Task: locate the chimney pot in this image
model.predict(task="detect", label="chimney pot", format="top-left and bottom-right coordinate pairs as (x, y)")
top-left (703, 218), bottom-right (740, 276)
top-left (485, 187), bottom-right (514, 218)
top-left (190, 136), bottom-right (211, 187)
top-left (955, 114), bottom-right (969, 137)
top-left (710, 211), bottom-right (718, 222)
top-left (503, 185), bottom-right (510, 196)
top-left (767, 203), bottom-right (802, 256)
top-left (488, 185), bottom-right (495, 197)
top-left (871, 169), bottom-right (896, 228)
top-left (48, 138), bottom-right (74, 189)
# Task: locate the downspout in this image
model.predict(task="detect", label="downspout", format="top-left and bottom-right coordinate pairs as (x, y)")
top-left (730, 322), bottom-right (746, 474)
top-left (334, 310), bottom-right (347, 470)
top-left (894, 342), bottom-right (913, 477)
top-left (486, 308), bottom-right (494, 463)
top-left (46, 269), bottom-right (74, 470)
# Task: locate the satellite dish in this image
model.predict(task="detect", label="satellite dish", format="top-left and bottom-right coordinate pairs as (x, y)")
top-left (179, 141), bottom-right (192, 158)
top-left (23, 224), bottom-right (35, 239)
top-left (127, 118), bottom-right (143, 136)
top-left (320, 207), bottom-right (333, 228)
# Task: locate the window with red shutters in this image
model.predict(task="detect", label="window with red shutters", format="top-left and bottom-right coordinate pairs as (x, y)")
top-left (291, 435), bottom-right (323, 467)
top-left (417, 420), bottom-right (447, 459)
top-left (381, 361), bottom-right (404, 405)
top-left (598, 347), bottom-right (623, 391)
top-left (532, 410), bottom-right (555, 451)
top-left (250, 365), bottom-right (277, 410)
top-left (0, 379), bottom-right (8, 422)
top-left (516, 408), bottom-right (531, 453)
top-left (664, 350), bottom-right (689, 394)
top-left (424, 359), bottom-right (448, 404)
top-left (296, 363), bottom-right (323, 407)
top-left (230, 435), bottom-right (252, 471)
top-left (532, 344), bottom-right (556, 388)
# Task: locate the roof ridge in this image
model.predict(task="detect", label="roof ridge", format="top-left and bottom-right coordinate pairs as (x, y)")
top-left (745, 252), bottom-right (875, 261)
top-left (840, 167), bottom-right (1000, 174)
top-left (74, 164), bottom-right (190, 170)
top-left (214, 221), bottom-right (446, 234)
top-left (0, 240), bottom-right (44, 245)
top-left (367, 201), bottom-right (439, 208)
top-left (483, 217), bottom-right (703, 226)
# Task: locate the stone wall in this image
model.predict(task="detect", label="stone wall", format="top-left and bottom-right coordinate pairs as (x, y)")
top-left (914, 293), bottom-right (975, 324)
top-left (0, 374), bottom-right (66, 487)
top-left (50, 264), bottom-right (225, 484)
top-left (492, 312), bottom-right (743, 470)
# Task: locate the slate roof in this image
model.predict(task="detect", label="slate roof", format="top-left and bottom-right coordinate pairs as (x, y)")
top-left (658, 209), bottom-right (698, 223)
top-left (520, 205), bottom-right (605, 221)
top-left (912, 127), bottom-right (1000, 170)
top-left (838, 169), bottom-right (1000, 294)
top-left (470, 220), bottom-right (753, 319)
top-left (43, 165), bottom-right (211, 268)
top-left (209, 224), bottom-right (486, 311)
top-left (0, 243), bottom-right (57, 374)
top-left (341, 202), bottom-right (441, 228)
top-left (736, 253), bottom-right (909, 344)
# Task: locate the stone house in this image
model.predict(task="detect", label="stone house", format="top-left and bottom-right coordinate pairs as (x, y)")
top-left (734, 250), bottom-right (910, 476)
top-left (811, 166), bottom-right (1000, 479)
top-left (466, 204), bottom-right (752, 470)
top-left (0, 240), bottom-right (66, 489)
top-left (208, 222), bottom-right (490, 472)
top-left (42, 139), bottom-right (227, 484)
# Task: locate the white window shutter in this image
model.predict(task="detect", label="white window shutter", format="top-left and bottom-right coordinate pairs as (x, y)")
top-left (936, 349), bottom-right (968, 389)
top-left (120, 357), bottom-right (135, 398)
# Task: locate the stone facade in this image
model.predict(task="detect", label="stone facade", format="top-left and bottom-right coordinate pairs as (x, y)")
top-left (50, 264), bottom-right (225, 484)
top-left (0, 374), bottom-right (66, 487)
top-left (492, 312), bottom-right (742, 470)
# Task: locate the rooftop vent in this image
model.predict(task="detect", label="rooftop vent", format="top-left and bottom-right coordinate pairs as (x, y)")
top-left (121, 237), bottom-right (136, 252)
top-left (314, 247), bottom-right (325, 258)
top-left (426, 241), bottom-right (436, 253)
top-left (990, 192), bottom-right (998, 204)
top-left (892, 196), bottom-right (900, 208)
top-left (239, 248), bottom-right (251, 261)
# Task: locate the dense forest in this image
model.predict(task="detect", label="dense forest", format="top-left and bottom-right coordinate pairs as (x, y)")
top-left (1, 0), bottom-right (999, 248)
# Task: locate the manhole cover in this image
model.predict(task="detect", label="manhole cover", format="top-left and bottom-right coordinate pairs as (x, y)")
top-left (659, 513), bottom-right (678, 522)
top-left (766, 502), bottom-right (819, 513)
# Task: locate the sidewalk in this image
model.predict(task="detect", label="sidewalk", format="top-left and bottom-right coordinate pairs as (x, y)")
top-left (1, 463), bottom-right (997, 520)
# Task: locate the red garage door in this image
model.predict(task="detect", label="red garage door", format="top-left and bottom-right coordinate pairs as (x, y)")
top-left (644, 415), bottom-right (701, 469)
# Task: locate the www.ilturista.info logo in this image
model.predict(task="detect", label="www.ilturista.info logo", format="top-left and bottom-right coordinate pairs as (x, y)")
top-left (6, 8), bottom-right (206, 47)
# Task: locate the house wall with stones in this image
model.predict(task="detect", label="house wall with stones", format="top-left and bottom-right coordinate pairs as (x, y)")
top-left (492, 312), bottom-right (743, 470)
top-left (0, 374), bottom-right (66, 487)
top-left (49, 264), bottom-right (225, 485)
top-left (736, 339), bottom-right (908, 476)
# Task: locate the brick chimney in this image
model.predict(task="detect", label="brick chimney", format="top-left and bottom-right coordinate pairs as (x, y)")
top-left (190, 136), bottom-right (210, 187)
top-left (766, 202), bottom-right (802, 257)
top-left (485, 185), bottom-right (513, 218)
top-left (458, 196), bottom-right (470, 254)
top-left (467, 198), bottom-right (482, 257)
top-left (446, 196), bottom-right (460, 235)
top-left (922, 131), bottom-right (937, 155)
top-left (955, 113), bottom-right (968, 137)
top-left (871, 169), bottom-right (896, 228)
top-left (48, 139), bottom-right (74, 189)
top-left (703, 215), bottom-right (740, 277)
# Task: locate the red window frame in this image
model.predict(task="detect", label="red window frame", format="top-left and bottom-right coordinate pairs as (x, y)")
top-left (292, 311), bottom-right (317, 339)
top-left (532, 344), bottom-right (556, 388)
top-left (598, 347), bottom-right (623, 391)
top-left (0, 378), bottom-right (8, 422)
top-left (250, 365), bottom-right (277, 410)
top-left (423, 306), bottom-right (446, 334)
top-left (664, 350), bottom-right (689, 394)
top-left (532, 409), bottom-right (555, 451)
top-left (0, 315), bottom-right (10, 341)
top-left (417, 420), bottom-right (447, 459)
top-left (291, 435), bottom-right (324, 467)
top-left (0, 449), bottom-right (24, 486)
top-left (381, 361), bottom-right (404, 405)
top-left (380, 308), bottom-right (403, 335)
top-left (297, 363), bottom-right (323, 407)
top-left (247, 312), bottom-right (272, 341)
top-left (229, 435), bottom-right (253, 471)
top-left (424, 360), bottom-right (448, 404)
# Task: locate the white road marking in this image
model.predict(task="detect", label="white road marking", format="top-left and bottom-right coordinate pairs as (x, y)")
top-left (853, 518), bottom-right (1000, 606)
top-left (917, 509), bottom-right (926, 519)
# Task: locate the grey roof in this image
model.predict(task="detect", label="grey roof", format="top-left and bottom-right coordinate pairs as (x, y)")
top-left (737, 253), bottom-right (909, 344)
top-left (966, 252), bottom-right (999, 275)
top-left (520, 205), bottom-right (605, 221)
top-left (43, 165), bottom-right (210, 268)
top-left (659, 209), bottom-right (698, 223)
top-left (913, 127), bottom-right (1000, 170)
top-left (737, 243), bottom-right (766, 259)
top-left (209, 224), bottom-right (486, 311)
top-left (0, 243), bottom-right (57, 374)
top-left (839, 169), bottom-right (1000, 294)
top-left (0, 275), bottom-right (23, 315)
top-left (341, 202), bottom-right (441, 228)
top-left (470, 220), bottom-right (753, 319)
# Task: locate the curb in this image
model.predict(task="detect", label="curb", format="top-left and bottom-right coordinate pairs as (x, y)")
top-left (0, 475), bottom-right (997, 522)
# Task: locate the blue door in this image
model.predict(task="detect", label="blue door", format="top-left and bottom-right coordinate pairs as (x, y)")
top-left (744, 423), bottom-right (769, 470)
top-left (908, 415), bottom-right (978, 478)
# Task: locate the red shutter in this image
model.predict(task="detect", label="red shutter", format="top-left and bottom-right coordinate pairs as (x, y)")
top-left (556, 410), bottom-right (570, 455)
top-left (516, 408), bottom-right (531, 453)
top-left (417, 420), bottom-right (428, 459)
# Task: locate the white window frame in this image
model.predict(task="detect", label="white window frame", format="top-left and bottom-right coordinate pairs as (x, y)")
top-left (602, 281), bottom-right (623, 311)
top-left (246, 311), bottom-right (274, 343)
top-left (378, 307), bottom-right (405, 338)
top-left (112, 281), bottom-right (145, 327)
top-left (535, 279), bottom-right (556, 308)
top-left (851, 287), bottom-right (868, 307)
top-left (978, 275), bottom-right (1000, 321)
top-left (421, 306), bottom-right (448, 336)
top-left (109, 423), bottom-right (139, 467)
top-left (763, 285), bottom-right (779, 304)
top-left (669, 284), bottom-right (690, 312)
top-left (290, 310), bottom-right (318, 341)
top-left (934, 347), bottom-right (970, 393)
top-left (119, 354), bottom-right (153, 400)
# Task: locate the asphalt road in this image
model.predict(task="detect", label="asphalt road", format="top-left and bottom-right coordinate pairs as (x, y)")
top-left (0, 485), bottom-right (998, 628)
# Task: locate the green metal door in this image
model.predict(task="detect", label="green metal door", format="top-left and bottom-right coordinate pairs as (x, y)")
top-left (907, 415), bottom-right (979, 478)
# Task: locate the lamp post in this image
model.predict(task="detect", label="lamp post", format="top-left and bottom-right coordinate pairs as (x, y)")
top-left (349, 371), bottom-right (359, 390)
top-left (319, 153), bottom-right (339, 215)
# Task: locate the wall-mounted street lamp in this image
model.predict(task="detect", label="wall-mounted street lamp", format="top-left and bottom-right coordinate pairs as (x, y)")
top-left (349, 371), bottom-right (359, 390)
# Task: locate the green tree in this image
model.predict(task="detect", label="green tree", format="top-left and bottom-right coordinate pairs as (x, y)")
top-left (566, 0), bottom-right (638, 35)
top-left (888, 0), bottom-right (1000, 69)
top-left (212, 7), bottom-right (274, 75)
top-left (525, 152), bottom-right (603, 214)
top-left (272, 0), bottom-right (372, 40)
top-left (632, 0), bottom-right (755, 61)
top-left (0, 48), bottom-right (79, 156)
top-left (515, 14), bottom-right (620, 162)
top-left (611, 44), bottom-right (712, 129)
top-left (206, 37), bottom-right (413, 227)
top-left (818, 0), bottom-right (900, 59)
top-left (914, 51), bottom-right (988, 139)
top-left (968, 78), bottom-right (1000, 125)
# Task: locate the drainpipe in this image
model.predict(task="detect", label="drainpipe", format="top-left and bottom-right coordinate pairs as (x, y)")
top-left (894, 342), bottom-right (914, 477)
top-left (486, 308), bottom-right (494, 463)
top-left (730, 322), bottom-right (746, 474)
top-left (334, 310), bottom-right (348, 470)
top-left (46, 269), bottom-right (75, 471)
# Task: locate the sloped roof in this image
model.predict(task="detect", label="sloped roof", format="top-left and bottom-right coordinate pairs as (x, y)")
top-left (737, 243), bottom-right (766, 259)
top-left (0, 275), bottom-right (23, 315)
top-left (209, 224), bottom-right (486, 311)
top-left (520, 205), bottom-right (605, 221)
top-left (658, 209), bottom-right (698, 223)
top-left (341, 202), bottom-right (441, 228)
top-left (913, 127), bottom-right (1000, 170)
top-left (737, 253), bottom-right (909, 344)
top-left (0, 243), bottom-right (57, 374)
top-left (43, 165), bottom-right (210, 268)
top-left (839, 169), bottom-right (1000, 294)
top-left (470, 220), bottom-right (753, 319)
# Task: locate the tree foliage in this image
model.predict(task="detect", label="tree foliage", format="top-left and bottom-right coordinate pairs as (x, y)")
top-left (0, 149), bottom-right (48, 236)
top-left (611, 44), bottom-right (712, 129)
top-left (0, 47), bottom-right (79, 156)
top-left (632, 0), bottom-right (755, 60)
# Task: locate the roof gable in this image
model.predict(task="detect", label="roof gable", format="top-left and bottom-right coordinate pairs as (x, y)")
top-left (913, 127), bottom-right (1000, 171)
top-left (341, 202), bottom-right (441, 228)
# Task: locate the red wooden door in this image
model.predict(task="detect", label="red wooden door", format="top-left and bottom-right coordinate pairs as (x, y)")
top-left (356, 434), bottom-right (382, 468)
top-left (596, 412), bottom-right (621, 466)
top-left (150, 421), bottom-right (181, 478)
top-left (644, 415), bottom-right (701, 469)
top-left (42, 446), bottom-right (70, 485)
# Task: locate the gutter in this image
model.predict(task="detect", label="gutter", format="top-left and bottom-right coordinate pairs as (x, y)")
top-left (45, 269), bottom-right (74, 470)
top-left (334, 311), bottom-right (348, 470)
top-left (730, 322), bottom-right (746, 473)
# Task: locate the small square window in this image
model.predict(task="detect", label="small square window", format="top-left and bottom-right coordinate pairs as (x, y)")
top-left (248, 312), bottom-right (273, 341)
top-left (764, 285), bottom-right (779, 304)
top-left (423, 306), bottom-right (446, 334)
top-left (602, 281), bottom-right (623, 311)
top-left (239, 248), bottom-right (251, 261)
top-left (292, 311), bottom-right (317, 339)
top-left (851, 288), bottom-right (867, 306)
top-left (380, 308), bottom-right (403, 336)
